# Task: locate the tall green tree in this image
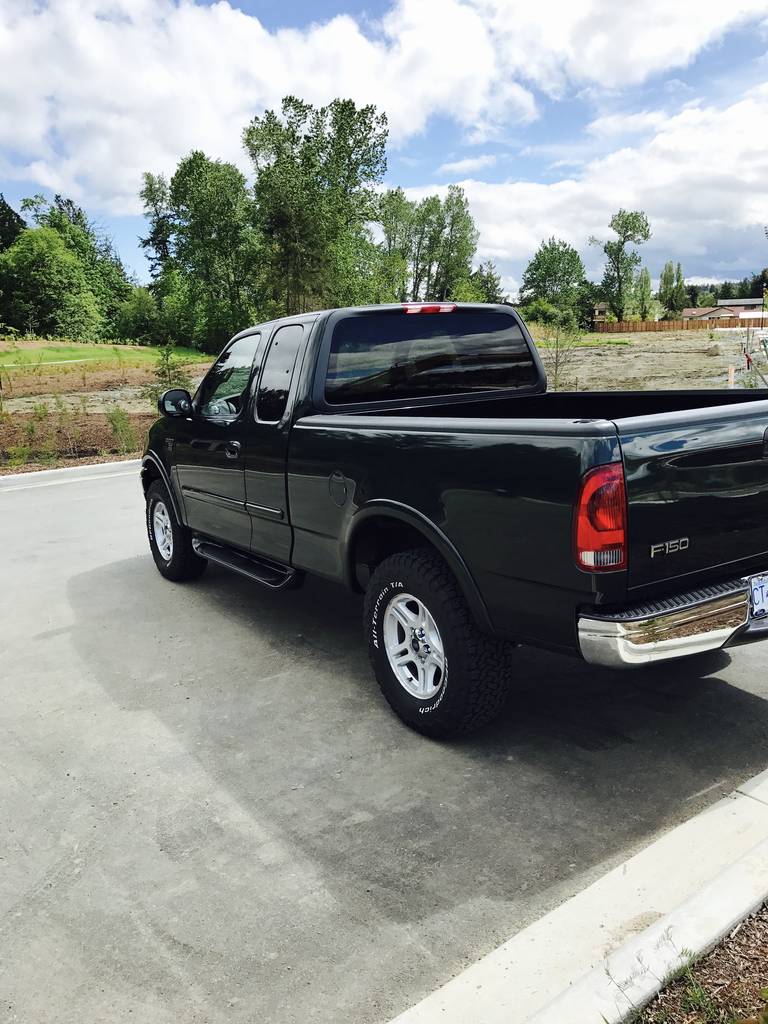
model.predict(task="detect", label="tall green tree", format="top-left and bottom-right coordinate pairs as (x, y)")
top-left (658, 260), bottom-right (675, 314)
top-left (634, 267), bottom-right (653, 320)
top-left (375, 187), bottom-right (413, 301)
top-left (671, 262), bottom-right (688, 314)
top-left (139, 173), bottom-right (174, 277)
top-left (591, 210), bottom-right (651, 321)
top-left (431, 185), bottom-right (478, 300)
top-left (140, 153), bottom-right (263, 351)
top-left (21, 193), bottom-right (132, 336)
top-left (697, 290), bottom-right (716, 307)
top-left (243, 96), bottom-right (387, 314)
top-left (373, 185), bottom-right (480, 302)
top-left (520, 237), bottom-right (586, 310)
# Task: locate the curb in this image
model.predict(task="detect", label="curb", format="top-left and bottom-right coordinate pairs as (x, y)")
top-left (531, 836), bottom-right (768, 1023)
top-left (0, 459), bottom-right (140, 490)
top-left (389, 767), bottom-right (768, 1024)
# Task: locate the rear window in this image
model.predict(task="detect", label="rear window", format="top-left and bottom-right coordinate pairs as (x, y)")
top-left (325, 311), bottom-right (537, 404)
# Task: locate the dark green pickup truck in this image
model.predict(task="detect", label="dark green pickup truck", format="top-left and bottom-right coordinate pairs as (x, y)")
top-left (141, 303), bottom-right (768, 736)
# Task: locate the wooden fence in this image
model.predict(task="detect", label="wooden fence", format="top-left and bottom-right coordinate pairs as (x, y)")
top-left (594, 317), bottom-right (753, 333)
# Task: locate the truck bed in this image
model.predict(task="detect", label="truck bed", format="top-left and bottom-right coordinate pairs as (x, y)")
top-left (371, 389), bottom-right (768, 422)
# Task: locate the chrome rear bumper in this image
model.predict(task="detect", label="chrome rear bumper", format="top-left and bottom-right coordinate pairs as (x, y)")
top-left (578, 575), bottom-right (768, 668)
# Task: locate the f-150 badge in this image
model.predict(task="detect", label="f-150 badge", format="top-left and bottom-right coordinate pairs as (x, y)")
top-left (650, 537), bottom-right (690, 557)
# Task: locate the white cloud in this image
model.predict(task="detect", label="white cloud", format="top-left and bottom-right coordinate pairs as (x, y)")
top-left (1, 0), bottom-right (767, 213)
top-left (500, 274), bottom-right (520, 301)
top-left (438, 154), bottom-right (497, 176)
top-left (408, 85), bottom-right (768, 276)
top-left (586, 109), bottom-right (669, 137)
top-left (473, 0), bottom-right (768, 95)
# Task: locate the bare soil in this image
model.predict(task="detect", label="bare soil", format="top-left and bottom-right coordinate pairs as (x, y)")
top-left (1, 366), bottom-right (206, 408)
top-left (0, 411), bottom-right (155, 471)
top-left (563, 330), bottom-right (743, 391)
top-left (639, 904), bottom-right (768, 1023)
top-left (0, 328), bottom-right (759, 472)
top-left (1, 365), bottom-right (153, 399)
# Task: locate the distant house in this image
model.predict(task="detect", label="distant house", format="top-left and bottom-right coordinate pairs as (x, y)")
top-left (682, 299), bottom-right (766, 321)
top-left (593, 301), bottom-right (608, 324)
top-left (681, 307), bottom-right (719, 320)
top-left (715, 297), bottom-right (766, 319)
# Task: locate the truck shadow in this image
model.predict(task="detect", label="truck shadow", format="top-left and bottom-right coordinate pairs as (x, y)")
top-left (67, 556), bottom-right (768, 937)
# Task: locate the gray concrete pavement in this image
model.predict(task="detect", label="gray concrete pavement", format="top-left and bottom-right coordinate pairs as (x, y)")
top-left (2, 463), bottom-right (768, 1024)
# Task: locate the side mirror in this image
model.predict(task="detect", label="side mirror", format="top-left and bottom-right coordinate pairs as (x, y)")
top-left (158, 389), bottom-right (192, 417)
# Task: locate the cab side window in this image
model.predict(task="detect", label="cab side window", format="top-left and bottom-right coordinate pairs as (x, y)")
top-left (256, 324), bottom-right (304, 422)
top-left (196, 334), bottom-right (261, 420)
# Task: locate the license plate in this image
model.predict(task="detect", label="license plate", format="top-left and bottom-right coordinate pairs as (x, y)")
top-left (751, 574), bottom-right (768, 619)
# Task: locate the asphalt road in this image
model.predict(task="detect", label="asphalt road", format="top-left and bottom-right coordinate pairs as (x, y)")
top-left (2, 462), bottom-right (768, 1024)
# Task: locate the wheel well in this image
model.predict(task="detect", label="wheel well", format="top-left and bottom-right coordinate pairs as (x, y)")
top-left (140, 460), bottom-right (162, 495)
top-left (349, 516), bottom-right (442, 592)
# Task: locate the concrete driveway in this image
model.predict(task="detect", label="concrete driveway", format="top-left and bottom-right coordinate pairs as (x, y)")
top-left (2, 462), bottom-right (768, 1024)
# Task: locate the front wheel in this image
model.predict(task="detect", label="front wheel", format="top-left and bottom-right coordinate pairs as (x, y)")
top-left (364, 549), bottom-right (516, 738)
top-left (145, 479), bottom-right (207, 582)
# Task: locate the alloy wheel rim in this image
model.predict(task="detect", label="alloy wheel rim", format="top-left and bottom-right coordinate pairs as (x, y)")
top-left (383, 593), bottom-right (445, 700)
top-left (152, 501), bottom-right (173, 561)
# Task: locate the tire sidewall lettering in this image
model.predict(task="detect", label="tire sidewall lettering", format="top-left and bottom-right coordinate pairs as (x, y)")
top-left (370, 581), bottom-right (403, 650)
top-left (418, 656), bottom-right (448, 714)
top-left (370, 580), bottom-right (448, 713)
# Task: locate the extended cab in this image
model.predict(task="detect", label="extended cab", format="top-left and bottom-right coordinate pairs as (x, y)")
top-left (141, 303), bottom-right (768, 737)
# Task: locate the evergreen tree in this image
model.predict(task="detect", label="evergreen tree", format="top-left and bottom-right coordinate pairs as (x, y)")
top-left (0, 194), bottom-right (25, 252)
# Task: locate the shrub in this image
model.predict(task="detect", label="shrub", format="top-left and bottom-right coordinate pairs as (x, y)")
top-left (106, 405), bottom-right (138, 453)
top-left (141, 343), bottom-right (193, 406)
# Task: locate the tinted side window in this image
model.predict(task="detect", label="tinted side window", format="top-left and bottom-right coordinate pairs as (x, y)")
top-left (325, 311), bottom-right (537, 404)
top-left (257, 324), bottom-right (304, 422)
top-left (197, 334), bottom-right (260, 419)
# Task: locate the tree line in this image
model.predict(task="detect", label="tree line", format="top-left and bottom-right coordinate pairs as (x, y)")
top-left (519, 211), bottom-right (768, 328)
top-left (0, 97), bottom-right (503, 353)
top-left (0, 94), bottom-right (765, 350)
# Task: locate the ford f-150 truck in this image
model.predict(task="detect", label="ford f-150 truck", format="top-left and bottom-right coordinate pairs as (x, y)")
top-left (141, 303), bottom-right (768, 737)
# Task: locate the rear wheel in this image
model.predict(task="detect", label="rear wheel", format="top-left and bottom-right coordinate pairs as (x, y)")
top-left (145, 479), bottom-right (207, 582)
top-left (364, 549), bottom-right (516, 738)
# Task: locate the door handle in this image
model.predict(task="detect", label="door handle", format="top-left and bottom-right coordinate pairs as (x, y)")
top-left (224, 441), bottom-right (242, 459)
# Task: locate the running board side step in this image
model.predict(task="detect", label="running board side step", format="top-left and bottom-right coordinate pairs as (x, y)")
top-left (192, 539), bottom-right (304, 591)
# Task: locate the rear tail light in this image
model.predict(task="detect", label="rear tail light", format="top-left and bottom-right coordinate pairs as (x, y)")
top-left (402, 303), bottom-right (456, 314)
top-left (574, 462), bottom-right (627, 571)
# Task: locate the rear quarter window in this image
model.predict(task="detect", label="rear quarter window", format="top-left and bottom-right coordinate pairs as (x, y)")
top-left (257, 323), bottom-right (304, 422)
top-left (325, 310), bottom-right (537, 404)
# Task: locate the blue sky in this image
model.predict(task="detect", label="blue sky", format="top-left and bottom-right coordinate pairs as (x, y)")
top-left (2, 0), bottom-right (768, 294)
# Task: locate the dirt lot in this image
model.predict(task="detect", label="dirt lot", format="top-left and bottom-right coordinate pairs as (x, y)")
top-left (0, 336), bottom-right (208, 470)
top-left (0, 328), bottom-right (761, 470)
top-left (0, 410), bottom-right (157, 471)
top-left (530, 326), bottom-right (754, 391)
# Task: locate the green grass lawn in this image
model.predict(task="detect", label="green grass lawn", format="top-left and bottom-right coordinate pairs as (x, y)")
top-left (0, 341), bottom-right (210, 368)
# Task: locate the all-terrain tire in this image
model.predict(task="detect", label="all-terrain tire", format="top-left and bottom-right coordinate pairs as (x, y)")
top-left (145, 479), bottom-right (207, 582)
top-left (364, 548), bottom-right (516, 738)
